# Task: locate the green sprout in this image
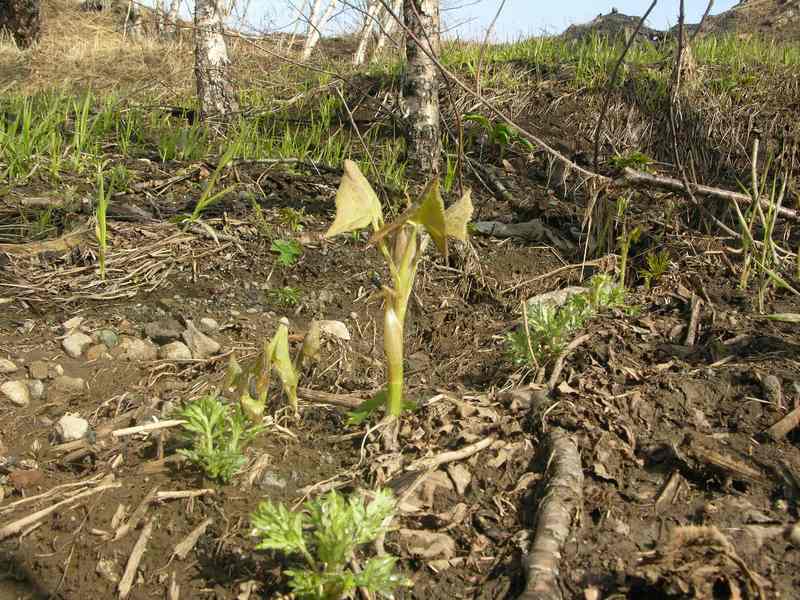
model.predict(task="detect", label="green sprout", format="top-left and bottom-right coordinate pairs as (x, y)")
top-left (266, 286), bottom-right (302, 307)
top-left (507, 275), bottom-right (624, 369)
top-left (271, 239), bottom-right (303, 267)
top-left (464, 113), bottom-right (534, 159)
top-left (225, 318), bottom-right (300, 418)
top-left (639, 249), bottom-right (671, 289)
top-left (280, 207), bottom-right (308, 232)
top-left (324, 160), bottom-right (473, 428)
top-left (609, 150), bottom-right (653, 171)
top-left (176, 147), bottom-right (236, 225)
top-left (251, 488), bottom-right (409, 600)
top-left (178, 394), bottom-right (264, 483)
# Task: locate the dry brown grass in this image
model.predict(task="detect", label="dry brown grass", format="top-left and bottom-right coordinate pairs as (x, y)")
top-left (0, 0), bottom-right (304, 99)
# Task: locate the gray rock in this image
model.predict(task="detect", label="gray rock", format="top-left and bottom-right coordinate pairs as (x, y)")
top-left (52, 376), bottom-right (86, 395)
top-left (115, 336), bottom-right (158, 361)
top-left (28, 360), bottom-right (49, 380)
top-left (143, 319), bottom-right (184, 345)
top-left (1, 381), bottom-right (31, 407)
top-left (318, 289), bottom-right (335, 305)
top-left (96, 329), bottom-right (119, 348)
top-left (55, 414), bottom-right (89, 442)
top-left (318, 320), bottom-right (351, 341)
top-left (62, 332), bottom-right (93, 358)
top-left (159, 341), bottom-right (192, 361)
top-left (198, 317), bottom-right (219, 334)
top-left (0, 358), bottom-right (18, 374)
top-left (182, 320), bottom-right (221, 359)
top-left (62, 316), bottom-right (84, 332)
top-left (761, 375), bottom-right (782, 406)
top-left (26, 379), bottom-right (45, 401)
top-left (258, 471), bottom-right (288, 490)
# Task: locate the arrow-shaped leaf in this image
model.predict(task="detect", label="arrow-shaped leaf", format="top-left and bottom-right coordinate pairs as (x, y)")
top-left (326, 160), bottom-right (383, 237)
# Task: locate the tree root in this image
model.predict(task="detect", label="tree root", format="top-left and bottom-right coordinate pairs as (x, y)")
top-left (519, 427), bottom-right (584, 600)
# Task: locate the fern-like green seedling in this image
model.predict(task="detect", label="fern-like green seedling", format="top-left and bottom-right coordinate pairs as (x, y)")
top-left (271, 239), bottom-right (303, 267)
top-left (178, 394), bottom-right (264, 483)
top-left (251, 489), bottom-right (410, 600)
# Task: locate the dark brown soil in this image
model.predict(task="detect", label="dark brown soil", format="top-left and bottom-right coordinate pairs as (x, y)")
top-left (1, 154), bottom-right (799, 600)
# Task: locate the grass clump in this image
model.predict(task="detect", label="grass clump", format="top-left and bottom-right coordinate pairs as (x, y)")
top-left (251, 488), bottom-right (409, 600)
top-left (178, 394), bottom-right (264, 483)
top-left (507, 275), bottom-right (624, 368)
top-left (266, 286), bottom-right (302, 307)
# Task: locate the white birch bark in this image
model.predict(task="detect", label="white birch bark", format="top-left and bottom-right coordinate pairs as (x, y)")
top-left (194, 0), bottom-right (239, 122)
top-left (165, 0), bottom-right (181, 38)
top-left (153, 0), bottom-right (163, 34)
top-left (301, 0), bottom-right (336, 61)
top-left (353, 0), bottom-right (381, 66)
top-left (373, 0), bottom-right (401, 57)
top-left (402, 0), bottom-right (441, 174)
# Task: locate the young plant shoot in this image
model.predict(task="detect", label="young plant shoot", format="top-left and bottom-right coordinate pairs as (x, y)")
top-left (251, 488), bottom-right (409, 600)
top-left (225, 317), bottom-right (300, 420)
top-left (325, 160), bottom-right (473, 424)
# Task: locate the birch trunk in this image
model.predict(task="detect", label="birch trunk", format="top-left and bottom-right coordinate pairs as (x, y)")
top-left (153, 0), bottom-right (163, 34)
top-left (301, 0), bottom-right (336, 61)
top-left (164, 0), bottom-right (181, 38)
top-left (402, 0), bottom-right (441, 174)
top-left (373, 0), bottom-right (401, 56)
top-left (353, 0), bottom-right (381, 66)
top-left (194, 0), bottom-right (238, 122)
top-left (0, 0), bottom-right (41, 48)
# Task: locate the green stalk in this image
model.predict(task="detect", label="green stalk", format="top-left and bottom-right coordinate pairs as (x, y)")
top-left (384, 304), bottom-right (404, 417)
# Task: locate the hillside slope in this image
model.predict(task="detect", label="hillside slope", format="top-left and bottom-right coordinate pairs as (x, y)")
top-left (704, 0), bottom-right (800, 40)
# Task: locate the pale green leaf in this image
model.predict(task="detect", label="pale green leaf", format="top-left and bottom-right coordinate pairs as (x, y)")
top-left (268, 321), bottom-right (299, 410)
top-left (412, 179), bottom-right (447, 257)
top-left (325, 160), bottom-right (383, 237)
top-left (239, 389), bottom-right (265, 423)
top-left (444, 188), bottom-right (474, 241)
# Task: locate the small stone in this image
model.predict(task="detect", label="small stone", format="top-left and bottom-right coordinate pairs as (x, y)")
top-left (26, 379), bottom-right (45, 400)
top-left (96, 329), bottom-right (119, 348)
top-left (318, 320), bottom-right (351, 341)
top-left (158, 341), bottom-right (192, 361)
top-left (52, 376), bottom-right (86, 395)
top-left (55, 414), bottom-right (89, 442)
top-left (62, 316), bottom-right (84, 332)
top-left (143, 319), bottom-right (184, 345)
top-left (789, 523), bottom-right (800, 548)
top-left (246, 307), bottom-right (259, 314)
top-left (114, 336), bottom-right (158, 361)
top-left (1, 381), bottom-right (31, 407)
top-left (96, 558), bottom-right (120, 585)
top-left (258, 471), bottom-right (288, 490)
top-left (62, 332), bottom-right (93, 358)
top-left (182, 320), bottom-right (221, 359)
top-left (51, 364), bottom-right (64, 377)
top-left (761, 375), bottom-right (782, 407)
top-left (230, 309), bottom-right (241, 317)
top-left (0, 358), bottom-right (18, 374)
top-left (198, 317), bottom-right (219, 334)
top-left (85, 344), bottom-right (111, 361)
top-left (29, 360), bottom-right (49, 380)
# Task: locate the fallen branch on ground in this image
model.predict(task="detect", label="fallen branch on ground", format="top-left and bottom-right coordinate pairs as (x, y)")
top-left (618, 167), bottom-right (800, 222)
top-left (519, 428), bottom-right (583, 600)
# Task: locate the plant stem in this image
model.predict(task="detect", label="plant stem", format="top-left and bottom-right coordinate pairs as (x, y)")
top-left (384, 305), bottom-right (404, 417)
